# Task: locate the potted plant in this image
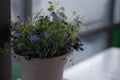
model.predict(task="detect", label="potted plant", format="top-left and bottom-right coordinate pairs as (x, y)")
top-left (12, 1), bottom-right (84, 80)
top-left (0, 42), bottom-right (11, 80)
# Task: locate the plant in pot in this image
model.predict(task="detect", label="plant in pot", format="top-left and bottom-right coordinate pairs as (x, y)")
top-left (12, 1), bottom-right (84, 80)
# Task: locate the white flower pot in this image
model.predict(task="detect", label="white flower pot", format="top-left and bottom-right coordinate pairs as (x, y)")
top-left (14, 54), bottom-right (68, 80)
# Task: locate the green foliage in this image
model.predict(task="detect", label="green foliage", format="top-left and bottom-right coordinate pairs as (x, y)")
top-left (12, 1), bottom-right (84, 60)
top-left (72, 11), bottom-right (77, 15)
top-left (0, 42), bottom-right (10, 53)
top-left (60, 7), bottom-right (65, 11)
top-left (48, 1), bottom-right (53, 4)
top-left (48, 5), bottom-right (54, 11)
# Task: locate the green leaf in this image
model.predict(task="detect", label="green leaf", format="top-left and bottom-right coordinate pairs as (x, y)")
top-left (72, 11), bottom-right (77, 15)
top-left (60, 7), bottom-right (65, 11)
top-left (34, 10), bottom-right (42, 20)
top-left (48, 5), bottom-right (54, 11)
top-left (48, 1), bottom-right (53, 4)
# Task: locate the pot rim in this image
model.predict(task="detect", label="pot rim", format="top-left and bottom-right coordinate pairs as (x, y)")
top-left (13, 53), bottom-right (68, 61)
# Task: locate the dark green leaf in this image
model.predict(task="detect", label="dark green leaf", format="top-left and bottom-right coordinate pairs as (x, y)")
top-left (48, 5), bottom-right (54, 11)
top-left (48, 1), bottom-right (53, 4)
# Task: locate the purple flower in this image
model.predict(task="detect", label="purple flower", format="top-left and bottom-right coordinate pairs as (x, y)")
top-left (64, 32), bottom-right (68, 38)
top-left (51, 12), bottom-right (60, 21)
top-left (16, 33), bottom-right (22, 39)
top-left (30, 34), bottom-right (38, 42)
top-left (53, 16), bottom-right (60, 21)
top-left (17, 16), bottom-right (24, 22)
top-left (44, 33), bottom-right (51, 39)
top-left (77, 33), bottom-right (81, 37)
top-left (73, 24), bottom-right (77, 28)
top-left (53, 29), bottom-right (58, 33)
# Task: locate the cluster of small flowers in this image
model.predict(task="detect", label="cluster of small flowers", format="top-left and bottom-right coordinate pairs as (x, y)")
top-left (11, 1), bottom-right (84, 60)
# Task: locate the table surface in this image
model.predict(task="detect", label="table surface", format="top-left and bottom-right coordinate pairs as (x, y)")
top-left (63, 47), bottom-right (120, 80)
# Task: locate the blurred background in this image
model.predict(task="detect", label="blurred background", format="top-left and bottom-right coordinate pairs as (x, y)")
top-left (0, 0), bottom-right (120, 80)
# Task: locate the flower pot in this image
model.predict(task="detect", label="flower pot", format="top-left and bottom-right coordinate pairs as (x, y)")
top-left (0, 51), bottom-right (11, 80)
top-left (14, 54), bottom-right (68, 80)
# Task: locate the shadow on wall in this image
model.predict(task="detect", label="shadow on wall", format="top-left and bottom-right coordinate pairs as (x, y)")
top-left (0, 27), bottom-right (10, 47)
top-left (0, 0), bottom-right (10, 47)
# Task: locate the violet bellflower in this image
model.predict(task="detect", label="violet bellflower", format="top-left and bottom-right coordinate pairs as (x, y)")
top-left (16, 33), bottom-right (22, 39)
top-left (44, 33), bottom-right (51, 39)
top-left (51, 11), bottom-right (60, 21)
top-left (30, 34), bottom-right (38, 42)
top-left (64, 32), bottom-right (68, 38)
top-left (53, 29), bottom-right (58, 33)
top-left (17, 16), bottom-right (24, 22)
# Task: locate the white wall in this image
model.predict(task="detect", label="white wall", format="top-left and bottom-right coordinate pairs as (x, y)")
top-left (32, 0), bottom-right (110, 24)
top-left (114, 0), bottom-right (120, 23)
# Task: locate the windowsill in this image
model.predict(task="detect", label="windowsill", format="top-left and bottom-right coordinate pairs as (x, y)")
top-left (15, 48), bottom-right (120, 80)
top-left (63, 47), bottom-right (120, 80)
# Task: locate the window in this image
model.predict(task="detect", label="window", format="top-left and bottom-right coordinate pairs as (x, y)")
top-left (11, 0), bottom-right (120, 79)
top-left (114, 0), bottom-right (120, 23)
top-left (32, 0), bottom-right (110, 26)
top-left (11, 0), bottom-right (25, 23)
